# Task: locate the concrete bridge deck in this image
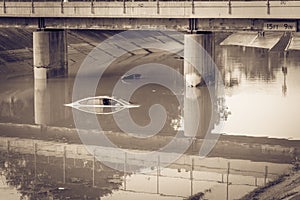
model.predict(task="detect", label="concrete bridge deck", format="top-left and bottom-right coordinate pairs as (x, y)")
top-left (0, 1), bottom-right (299, 31)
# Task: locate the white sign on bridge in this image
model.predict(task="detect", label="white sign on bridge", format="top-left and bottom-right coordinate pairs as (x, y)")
top-left (263, 22), bottom-right (297, 32)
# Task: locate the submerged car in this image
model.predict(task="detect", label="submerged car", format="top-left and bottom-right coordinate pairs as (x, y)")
top-left (64, 96), bottom-right (140, 115)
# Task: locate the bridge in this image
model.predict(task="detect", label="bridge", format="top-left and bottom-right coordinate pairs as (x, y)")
top-left (0, 1), bottom-right (300, 31)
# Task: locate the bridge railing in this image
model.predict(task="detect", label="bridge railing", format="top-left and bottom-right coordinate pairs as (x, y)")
top-left (1, 0), bottom-right (300, 19)
top-left (0, 0), bottom-right (297, 1)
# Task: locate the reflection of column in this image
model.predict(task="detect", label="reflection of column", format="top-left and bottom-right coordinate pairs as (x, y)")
top-left (184, 33), bottom-right (214, 87)
top-left (282, 51), bottom-right (288, 96)
top-left (34, 79), bottom-right (50, 125)
top-left (33, 30), bottom-right (68, 79)
top-left (268, 51), bottom-right (271, 71)
top-left (190, 158), bottom-right (194, 195)
top-left (63, 146), bottom-right (66, 184)
top-left (223, 47), bottom-right (228, 68)
top-left (222, 47), bottom-right (230, 86)
top-left (184, 87), bottom-right (200, 137)
top-left (184, 87), bottom-right (212, 138)
top-left (34, 79), bottom-right (71, 125)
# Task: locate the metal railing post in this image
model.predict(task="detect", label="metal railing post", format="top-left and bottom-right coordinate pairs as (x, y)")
top-left (267, 0), bottom-right (270, 14)
top-left (228, 0), bottom-right (232, 14)
top-left (123, 0), bottom-right (126, 14)
top-left (3, 0), bottom-right (6, 14)
top-left (31, 0), bottom-right (34, 14)
top-left (91, 0), bottom-right (94, 14)
top-left (192, 0), bottom-right (194, 14)
top-left (61, 0), bottom-right (64, 14)
top-left (156, 0), bottom-right (159, 14)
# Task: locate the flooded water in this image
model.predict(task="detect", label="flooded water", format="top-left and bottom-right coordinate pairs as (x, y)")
top-left (218, 47), bottom-right (300, 139)
top-left (0, 136), bottom-right (292, 200)
top-left (0, 30), bottom-right (299, 199)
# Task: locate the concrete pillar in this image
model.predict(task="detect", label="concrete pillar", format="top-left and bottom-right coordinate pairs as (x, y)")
top-left (184, 33), bottom-right (214, 87)
top-left (184, 33), bottom-right (215, 138)
top-left (33, 30), bottom-right (68, 79)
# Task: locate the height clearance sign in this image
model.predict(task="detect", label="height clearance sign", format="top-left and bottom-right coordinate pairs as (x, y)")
top-left (263, 22), bottom-right (297, 31)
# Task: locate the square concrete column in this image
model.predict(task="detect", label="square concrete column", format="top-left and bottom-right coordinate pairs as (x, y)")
top-left (184, 33), bottom-right (215, 138)
top-left (184, 33), bottom-right (214, 87)
top-left (33, 30), bottom-right (68, 79)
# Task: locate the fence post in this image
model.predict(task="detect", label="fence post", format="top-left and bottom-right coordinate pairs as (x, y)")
top-left (63, 146), bottom-right (66, 184)
top-left (221, 173), bottom-right (224, 183)
top-left (264, 166), bottom-right (268, 185)
top-left (228, 0), bottom-right (232, 14)
top-left (92, 150), bottom-right (95, 187)
top-left (226, 162), bottom-right (230, 200)
top-left (157, 155), bottom-right (160, 194)
top-left (255, 177), bottom-right (257, 186)
top-left (190, 158), bottom-right (194, 195)
top-left (34, 143), bottom-right (37, 179)
top-left (124, 152), bottom-right (127, 190)
top-left (7, 140), bottom-right (10, 153)
top-left (156, 0), bottom-right (159, 14)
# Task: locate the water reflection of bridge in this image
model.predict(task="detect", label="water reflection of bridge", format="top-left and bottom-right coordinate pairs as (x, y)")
top-left (0, 135), bottom-right (292, 199)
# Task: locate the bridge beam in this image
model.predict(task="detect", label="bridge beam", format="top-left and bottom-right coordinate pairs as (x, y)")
top-left (33, 30), bottom-right (68, 79)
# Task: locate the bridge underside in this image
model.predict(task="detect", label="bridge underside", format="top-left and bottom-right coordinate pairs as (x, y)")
top-left (1, 17), bottom-right (298, 32)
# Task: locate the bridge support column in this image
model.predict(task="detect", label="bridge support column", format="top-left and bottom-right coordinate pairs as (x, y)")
top-left (33, 30), bottom-right (68, 79)
top-left (184, 33), bottom-right (214, 87)
top-left (184, 32), bottom-right (215, 139)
